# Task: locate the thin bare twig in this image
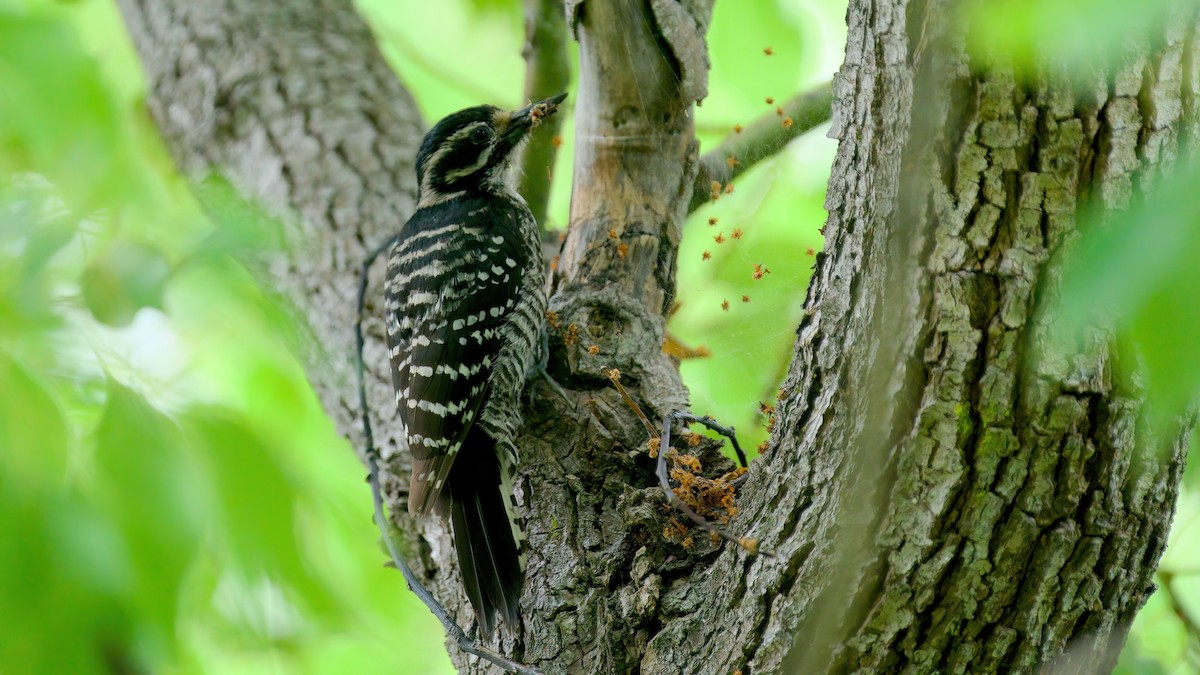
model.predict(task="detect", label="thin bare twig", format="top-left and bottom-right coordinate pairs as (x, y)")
top-left (604, 370), bottom-right (766, 556)
top-left (356, 240), bottom-right (542, 675)
top-left (519, 0), bottom-right (571, 232)
top-left (668, 411), bottom-right (749, 469)
top-left (1159, 571), bottom-right (1200, 648)
top-left (688, 82), bottom-right (834, 213)
top-left (605, 369), bottom-right (658, 438)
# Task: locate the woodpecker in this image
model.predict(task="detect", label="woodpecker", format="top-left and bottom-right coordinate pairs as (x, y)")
top-left (383, 93), bottom-right (566, 636)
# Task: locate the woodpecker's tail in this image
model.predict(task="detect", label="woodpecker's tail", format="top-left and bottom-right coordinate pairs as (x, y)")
top-left (438, 426), bottom-right (524, 636)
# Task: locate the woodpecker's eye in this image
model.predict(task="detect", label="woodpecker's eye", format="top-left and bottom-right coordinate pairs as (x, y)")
top-left (470, 127), bottom-right (492, 145)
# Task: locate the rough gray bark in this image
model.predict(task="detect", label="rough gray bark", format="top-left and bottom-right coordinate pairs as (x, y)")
top-left (116, 0), bottom-right (1198, 674)
top-left (642, 2), bottom-right (1199, 674)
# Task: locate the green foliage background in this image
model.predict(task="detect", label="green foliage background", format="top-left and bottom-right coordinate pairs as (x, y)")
top-left (0, 0), bottom-right (1195, 673)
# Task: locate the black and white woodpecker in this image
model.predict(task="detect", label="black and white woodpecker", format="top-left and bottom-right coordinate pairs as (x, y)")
top-left (383, 93), bottom-right (567, 636)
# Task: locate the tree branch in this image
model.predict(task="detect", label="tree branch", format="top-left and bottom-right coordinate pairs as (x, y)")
top-left (519, 0), bottom-right (571, 232)
top-left (1159, 571), bottom-right (1200, 646)
top-left (687, 82), bottom-right (833, 213)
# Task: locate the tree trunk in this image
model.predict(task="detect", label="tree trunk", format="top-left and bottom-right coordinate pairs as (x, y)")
top-left (116, 0), bottom-right (1198, 673)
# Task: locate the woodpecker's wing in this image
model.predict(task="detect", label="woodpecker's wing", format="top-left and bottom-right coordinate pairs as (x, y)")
top-left (384, 204), bottom-right (530, 515)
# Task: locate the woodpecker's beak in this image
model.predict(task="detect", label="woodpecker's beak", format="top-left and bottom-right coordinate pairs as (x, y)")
top-left (503, 93), bottom-right (568, 140)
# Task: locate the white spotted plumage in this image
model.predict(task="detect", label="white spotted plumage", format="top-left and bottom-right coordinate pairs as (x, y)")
top-left (382, 95), bottom-right (563, 637)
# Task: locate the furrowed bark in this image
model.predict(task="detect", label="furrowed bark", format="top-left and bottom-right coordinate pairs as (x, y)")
top-left (645, 2), bottom-right (1200, 674)
top-left (514, 0), bottom-right (716, 670)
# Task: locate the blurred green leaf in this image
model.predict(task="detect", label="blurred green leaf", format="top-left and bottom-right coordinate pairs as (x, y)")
top-left (82, 239), bottom-right (172, 327)
top-left (0, 485), bottom-right (133, 675)
top-left (185, 411), bottom-right (299, 572)
top-left (191, 176), bottom-right (285, 261)
top-left (183, 409), bottom-right (337, 618)
top-left (1056, 160), bottom-right (1200, 432)
top-left (6, 201), bottom-right (77, 284)
top-left (94, 382), bottom-right (204, 661)
top-left (0, 9), bottom-right (145, 211)
top-left (0, 350), bottom-right (68, 487)
top-left (965, 0), bottom-right (1177, 78)
top-left (0, 183), bottom-right (75, 335)
top-left (462, 0), bottom-right (520, 15)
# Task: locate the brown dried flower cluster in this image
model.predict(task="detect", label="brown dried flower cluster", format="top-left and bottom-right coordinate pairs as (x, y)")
top-left (660, 447), bottom-right (749, 548)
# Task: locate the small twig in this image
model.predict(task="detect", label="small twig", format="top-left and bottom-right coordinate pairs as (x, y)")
top-left (669, 411), bottom-right (749, 468)
top-left (1159, 571), bottom-right (1200, 648)
top-left (355, 236), bottom-right (398, 461)
top-left (363, 453), bottom-right (542, 674)
top-left (605, 369), bottom-right (658, 438)
top-left (519, 0), bottom-right (571, 232)
top-left (356, 239), bottom-right (542, 675)
top-left (688, 82), bottom-right (834, 214)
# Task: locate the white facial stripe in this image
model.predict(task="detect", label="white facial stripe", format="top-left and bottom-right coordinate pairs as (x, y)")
top-left (418, 142), bottom-right (452, 197)
top-left (444, 143), bottom-right (494, 181)
top-left (422, 121), bottom-right (496, 190)
top-left (417, 116), bottom-right (527, 206)
top-left (446, 121), bottom-right (488, 143)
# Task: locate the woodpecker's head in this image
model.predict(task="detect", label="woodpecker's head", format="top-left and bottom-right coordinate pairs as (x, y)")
top-left (415, 93), bottom-right (567, 206)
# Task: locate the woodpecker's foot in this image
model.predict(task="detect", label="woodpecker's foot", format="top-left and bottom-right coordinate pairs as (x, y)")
top-left (538, 324), bottom-right (551, 372)
top-left (523, 325), bottom-right (571, 407)
top-left (535, 365), bottom-right (571, 405)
